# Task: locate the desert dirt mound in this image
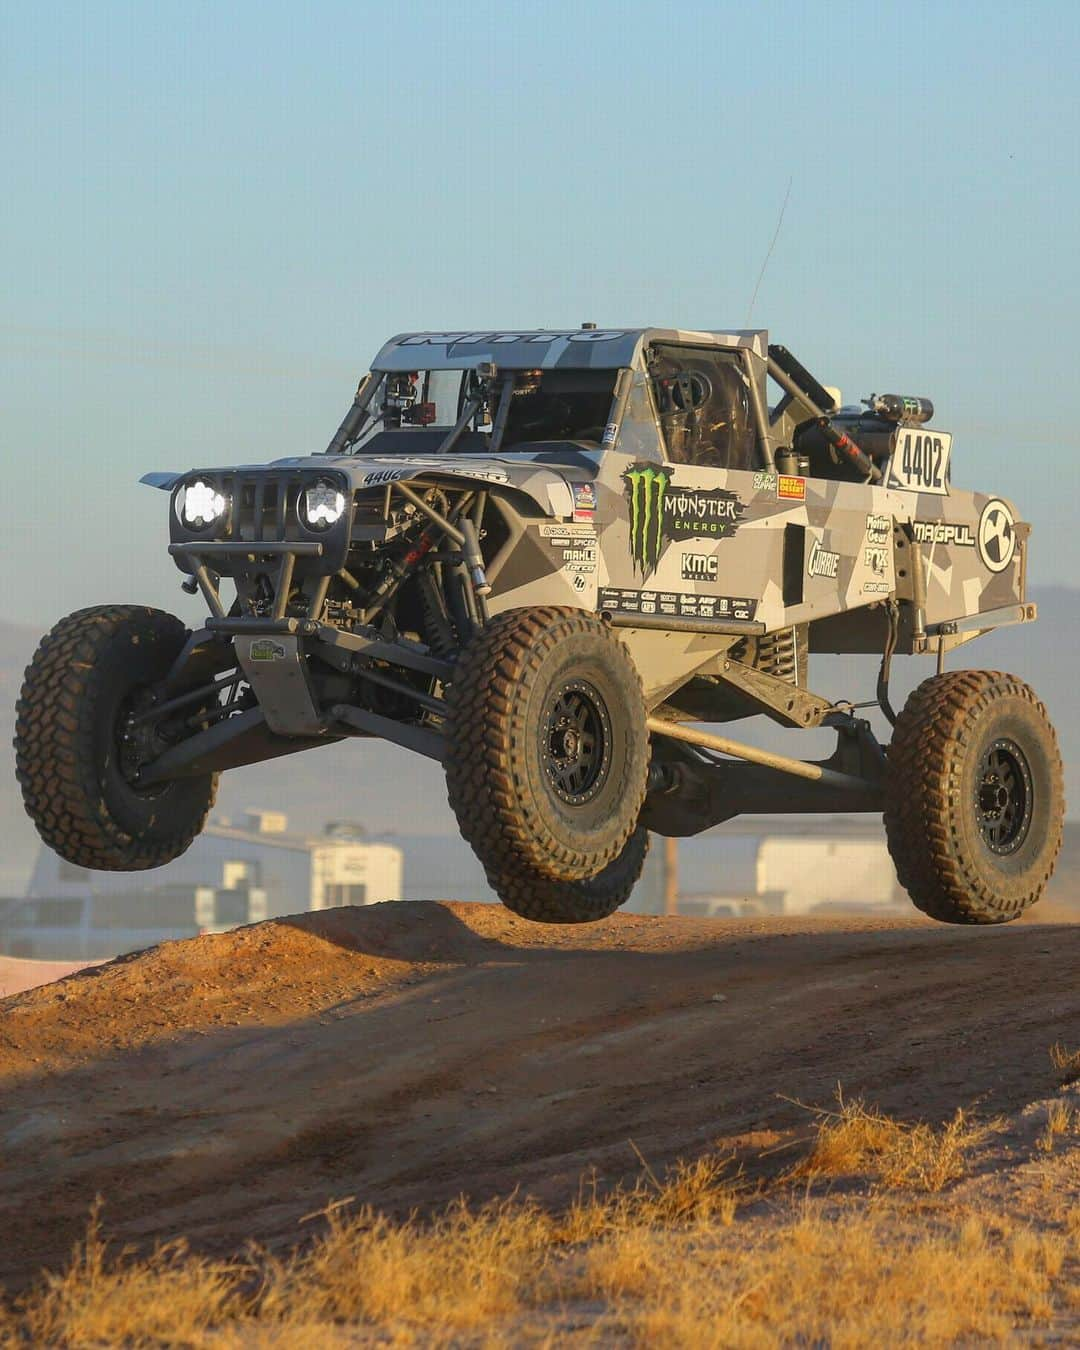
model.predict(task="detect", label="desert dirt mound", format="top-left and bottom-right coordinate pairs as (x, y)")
top-left (1, 902), bottom-right (1078, 1290)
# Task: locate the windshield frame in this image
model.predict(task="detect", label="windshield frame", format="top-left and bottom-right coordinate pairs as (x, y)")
top-left (338, 363), bottom-right (631, 458)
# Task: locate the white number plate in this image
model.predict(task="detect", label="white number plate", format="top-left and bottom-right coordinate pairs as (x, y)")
top-left (888, 429), bottom-right (952, 495)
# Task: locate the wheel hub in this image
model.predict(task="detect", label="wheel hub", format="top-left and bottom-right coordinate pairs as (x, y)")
top-left (118, 690), bottom-right (160, 783)
top-left (542, 679), bottom-right (612, 806)
top-left (975, 738), bottom-right (1033, 855)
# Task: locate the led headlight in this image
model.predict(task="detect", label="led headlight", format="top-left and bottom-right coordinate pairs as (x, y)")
top-left (180, 478), bottom-right (228, 529)
top-left (302, 478), bottom-right (347, 530)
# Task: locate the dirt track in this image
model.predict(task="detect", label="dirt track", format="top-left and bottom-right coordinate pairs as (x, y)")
top-left (1, 902), bottom-right (1078, 1289)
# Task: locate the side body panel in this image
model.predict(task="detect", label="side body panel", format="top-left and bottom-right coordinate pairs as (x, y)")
top-left (909, 487), bottom-right (1025, 625)
top-left (487, 378), bottom-right (1027, 685)
top-left (589, 457), bottom-right (912, 636)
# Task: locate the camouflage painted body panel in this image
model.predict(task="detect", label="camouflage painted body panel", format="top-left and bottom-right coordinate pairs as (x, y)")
top-left (356, 331), bottom-right (1026, 651)
top-left (149, 326), bottom-right (1030, 696)
top-left (486, 451), bottom-right (1025, 645)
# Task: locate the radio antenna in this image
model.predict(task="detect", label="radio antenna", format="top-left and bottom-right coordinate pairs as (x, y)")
top-left (745, 177), bottom-right (792, 327)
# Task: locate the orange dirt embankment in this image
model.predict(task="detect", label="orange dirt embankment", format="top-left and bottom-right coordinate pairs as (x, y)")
top-left (1, 902), bottom-right (1078, 1290)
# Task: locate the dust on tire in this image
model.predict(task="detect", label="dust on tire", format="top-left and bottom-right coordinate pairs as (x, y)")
top-left (884, 670), bottom-right (1063, 924)
top-left (445, 606), bottom-right (649, 885)
top-left (14, 605), bottom-right (218, 872)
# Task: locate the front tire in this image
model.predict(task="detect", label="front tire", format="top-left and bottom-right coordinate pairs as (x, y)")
top-left (14, 606), bottom-right (218, 871)
top-left (488, 829), bottom-right (650, 924)
top-left (445, 607), bottom-right (649, 884)
top-left (884, 670), bottom-right (1063, 924)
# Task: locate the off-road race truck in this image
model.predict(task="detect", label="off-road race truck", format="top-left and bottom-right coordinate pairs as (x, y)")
top-left (15, 327), bottom-right (1064, 923)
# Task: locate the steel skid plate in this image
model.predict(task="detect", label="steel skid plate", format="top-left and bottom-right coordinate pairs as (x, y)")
top-left (234, 634), bottom-right (324, 736)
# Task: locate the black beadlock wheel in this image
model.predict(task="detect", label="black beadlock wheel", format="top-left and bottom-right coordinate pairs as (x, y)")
top-left (445, 607), bottom-right (649, 885)
top-left (14, 605), bottom-right (218, 871)
top-left (487, 829), bottom-right (650, 924)
top-left (884, 670), bottom-right (1063, 924)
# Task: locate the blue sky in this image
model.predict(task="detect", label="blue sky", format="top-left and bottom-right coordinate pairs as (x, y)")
top-left (2, 0), bottom-right (1079, 625)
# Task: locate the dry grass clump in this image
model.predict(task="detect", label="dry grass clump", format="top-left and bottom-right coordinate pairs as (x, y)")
top-left (1038, 1100), bottom-right (1077, 1153)
top-left (2, 1125), bottom-right (1073, 1346)
top-left (585, 1209), bottom-right (1072, 1348)
top-left (0, 1155), bottom-right (739, 1346)
top-left (257, 1195), bottom-right (552, 1333)
top-left (10, 1208), bottom-right (247, 1348)
top-left (788, 1093), bottom-right (995, 1192)
top-left (557, 1150), bottom-right (739, 1243)
top-left (1051, 1041), bottom-right (1080, 1084)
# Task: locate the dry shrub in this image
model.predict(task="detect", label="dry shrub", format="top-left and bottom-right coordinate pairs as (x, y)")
top-left (557, 1152), bottom-right (739, 1244)
top-left (258, 1196), bottom-right (552, 1332)
top-left (1038, 1099), bottom-right (1076, 1153)
top-left (8, 1144), bottom-right (1073, 1346)
top-left (586, 1208), bottom-right (1071, 1348)
top-left (16, 1207), bottom-right (248, 1348)
top-left (788, 1094), bottom-right (995, 1192)
top-left (5, 1157), bottom-right (739, 1345)
top-left (1050, 1041), bottom-right (1080, 1084)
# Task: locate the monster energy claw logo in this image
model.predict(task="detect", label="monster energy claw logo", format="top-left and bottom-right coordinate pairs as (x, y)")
top-left (624, 463), bottom-right (671, 578)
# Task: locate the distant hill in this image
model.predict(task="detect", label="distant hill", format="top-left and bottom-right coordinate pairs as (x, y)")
top-left (2, 586), bottom-right (1077, 895)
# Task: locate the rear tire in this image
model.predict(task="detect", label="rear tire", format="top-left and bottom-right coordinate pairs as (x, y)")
top-left (14, 606), bottom-right (218, 871)
top-left (884, 670), bottom-right (1063, 924)
top-left (445, 607), bottom-right (649, 883)
top-left (489, 829), bottom-right (650, 924)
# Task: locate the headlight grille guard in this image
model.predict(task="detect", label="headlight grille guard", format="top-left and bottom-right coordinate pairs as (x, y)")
top-left (169, 468), bottom-right (352, 626)
top-left (170, 469), bottom-right (352, 575)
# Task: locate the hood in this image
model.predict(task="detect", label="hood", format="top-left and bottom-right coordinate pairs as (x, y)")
top-left (141, 446), bottom-right (601, 519)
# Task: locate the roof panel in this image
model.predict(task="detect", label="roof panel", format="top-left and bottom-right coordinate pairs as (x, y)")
top-left (372, 328), bottom-right (767, 371)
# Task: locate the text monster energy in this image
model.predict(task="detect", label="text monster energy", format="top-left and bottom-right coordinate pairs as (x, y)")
top-left (624, 463), bottom-right (671, 578)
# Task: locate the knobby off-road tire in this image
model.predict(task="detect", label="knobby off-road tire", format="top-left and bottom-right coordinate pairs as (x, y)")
top-left (884, 670), bottom-right (1063, 924)
top-left (487, 828), bottom-right (650, 924)
top-left (445, 607), bottom-right (649, 885)
top-left (15, 606), bottom-right (218, 871)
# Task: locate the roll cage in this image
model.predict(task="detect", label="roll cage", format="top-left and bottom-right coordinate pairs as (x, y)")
top-left (323, 328), bottom-right (877, 482)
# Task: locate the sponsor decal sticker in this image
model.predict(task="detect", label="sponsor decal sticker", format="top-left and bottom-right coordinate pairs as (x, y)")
top-left (623, 463), bottom-right (670, 579)
top-left (681, 552), bottom-right (718, 581)
top-left (539, 523), bottom-right (597, 574)
top-left (866, 513), bottom-right (891, 545)
top-left (362, 468), bottom-right (410, 486)
top-left (887, 430), bottom-right (953, 495)
top-left (399, 330), bottom-right (627, 347)
top-left (807, 539), bottom-right (840, 579)
top-left (913, 520), bottom-right (975, 547)
top-left (863, 581), bottom-right (892, 594)
top-left (864, 546), bottom-right (889, 575)
top-left (777, 474), bottom-right (806, 501)
top-left (977, 499), bottom-right (1016, 573)
top-left (599, 587), bottom-right (757, 624)
top-left (363, 459), bottom-right (508, 484)
top-left (540, 523), bottom-right (595, 539)
top-left (250, 639), bottom-right (286, 662)
top-left (622, 462), bottom-right (746, 580)
top-left (571, 481), bottom-right (597, 522)
top-left (753, 471), bottom-right (777, 493)
top-left (666, 487), bottom-right (745, 539)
